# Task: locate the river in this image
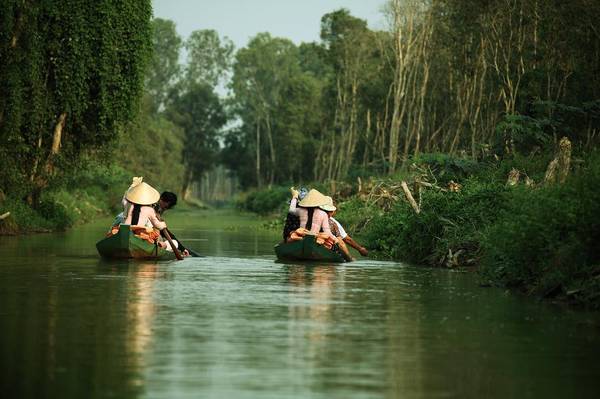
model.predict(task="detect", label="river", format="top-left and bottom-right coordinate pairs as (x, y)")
top-left (1, 209), bottom-right (599, 398)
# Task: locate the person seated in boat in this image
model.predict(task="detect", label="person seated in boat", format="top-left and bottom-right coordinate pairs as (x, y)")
top-left (288, 188), bottom-right (339, 245)
top-left (322, 197), bottom-right (368, 257)
top-left (153, 191), bottom-right (190, 256)
top-left (282, 187), bottom-right (307, 242)
top-left (155, 191), bottom-right (178, 216)
top-left (112, 176), bottom-right (144, 226)
top-left (121, 181), bottom-right (181, 253)
top-left (318, 196), bottom-right (354, 261)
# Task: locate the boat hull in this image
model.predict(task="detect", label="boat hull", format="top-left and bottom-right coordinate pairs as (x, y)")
top-left (274, 235), bottom-right (346, 263)
top-left (96, 225), bottom-right (175, 260)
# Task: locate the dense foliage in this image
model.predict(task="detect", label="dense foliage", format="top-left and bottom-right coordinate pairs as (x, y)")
top-left (0, 0), bottom-right (153, 203)
top-left (222, 1), bottom-right (600, 187)
top-left (479, 153), bottom-right (600, 304)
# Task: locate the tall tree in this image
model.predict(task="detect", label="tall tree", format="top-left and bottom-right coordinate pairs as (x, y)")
top-left (317, 9), bottom-right (377, 180)
top-left (166, 83), bottom-right (226, 199)
top-left (231, 33), bottom-right (300, 186)
top-left (145, 18), bottom-right (182, 113)
top-left (184, 29), bottom-right (234, 89)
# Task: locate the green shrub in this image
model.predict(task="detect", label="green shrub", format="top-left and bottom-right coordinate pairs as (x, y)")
top-left (0, 162), bottom-right (135, 234)
top-left (494, 114), bottom-right (553, 155)
top-left (66, 162), bottom-right (131, 213)
top-left (495, 153), bottom-right (552, 182)
top-left (0, 197), bottom-right (55, 233)
top-left (479, 152), bottom-right (600, 305)
top-left (237, 186), bottom-right (291, 215)
top-left (36, 198), bottom-right (73, 230)
top-left (412, 153), bottom-right (483, 184)
top-left (335, 197), bottom-right (380, 234)
top-left (363, 180), bottom-right (509, 265)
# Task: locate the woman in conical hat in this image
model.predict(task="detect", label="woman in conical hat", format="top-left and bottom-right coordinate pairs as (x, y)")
top-left (111, 176), bottom-right (145, 227)
top-left (123, 180), bottom-right (167, 231)
top-left (287, 188), bottom-right (336, 240)
top-left (298, 189), bottom-right (328, 207)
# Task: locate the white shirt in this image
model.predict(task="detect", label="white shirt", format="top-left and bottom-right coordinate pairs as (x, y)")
top-left (330, 217), bottom-right (347, 239)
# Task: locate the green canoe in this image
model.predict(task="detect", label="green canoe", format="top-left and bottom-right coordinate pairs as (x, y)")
top-left (274, 235), bottom-right (346, 263)
top-left (96, 224), bottom-right (175, 260)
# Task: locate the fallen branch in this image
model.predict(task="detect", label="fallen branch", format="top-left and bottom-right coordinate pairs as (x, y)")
top-left (0, 212), bottom-right (10, 220)
top-left (401, 181), bottom-right (420, 214)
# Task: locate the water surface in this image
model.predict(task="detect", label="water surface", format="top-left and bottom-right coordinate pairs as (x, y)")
top-left (1, 209), bottom-right (599, 398)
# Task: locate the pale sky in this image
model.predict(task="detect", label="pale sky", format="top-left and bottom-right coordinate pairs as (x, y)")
top-left (152, 0), bottom-right (388, 49)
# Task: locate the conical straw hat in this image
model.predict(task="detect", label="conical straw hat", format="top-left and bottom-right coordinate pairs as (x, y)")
top-left (128, 176), bottom-right (143, 190)
top-left (125, 182), bottom-right (160, 205)
top-left (319, 196), bottom-right (336, 212)
top-left (298, 189), bottom-right (328, 207)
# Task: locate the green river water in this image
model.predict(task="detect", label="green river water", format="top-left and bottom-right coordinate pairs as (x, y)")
top-left (1, 209), bottom-right (599, 398)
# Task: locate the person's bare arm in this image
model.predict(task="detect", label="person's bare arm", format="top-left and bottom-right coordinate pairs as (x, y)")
top-left (343, 235), bottom-right (368, 256)
top-left (337, 239), bottom-right (354, 262)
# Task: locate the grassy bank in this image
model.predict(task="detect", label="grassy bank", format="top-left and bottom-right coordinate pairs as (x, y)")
top-left (237, 151), bottom-right (600, 308)
top-left (0, 163), bottom-right (131, 235)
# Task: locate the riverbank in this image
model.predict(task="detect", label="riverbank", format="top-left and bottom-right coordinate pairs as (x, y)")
top-left (0, 161), bottom-right (188, 236)
top-left (0, 164), bottom-right (129, 235)
top-left (238, 149), bottom-right (600, 308)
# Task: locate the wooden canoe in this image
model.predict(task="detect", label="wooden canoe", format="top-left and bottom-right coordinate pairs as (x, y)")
top-left (274, 235), bottom-right (346, 263)
top-left (96, 224), bottom-right (175, 260)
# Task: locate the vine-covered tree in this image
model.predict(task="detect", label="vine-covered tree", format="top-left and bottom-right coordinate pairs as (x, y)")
top-left (0, 0), bottom-right (152, 204)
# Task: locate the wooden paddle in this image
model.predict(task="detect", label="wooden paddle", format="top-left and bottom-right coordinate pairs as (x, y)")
top-left (163, 229), bottom-right (184, 260)
top-left (165, 228), bottom-right (203, 257)
top-left (186, 248), bottom-right (204, 258)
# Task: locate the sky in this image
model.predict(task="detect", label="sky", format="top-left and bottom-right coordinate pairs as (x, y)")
top-left (151, 0), bottom-right (388, 49)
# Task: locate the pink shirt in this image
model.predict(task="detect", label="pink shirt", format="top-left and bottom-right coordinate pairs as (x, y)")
top-left (289, 198), bottom-right (334, 238)
top-left (124, 204), bottom-right (166, 230)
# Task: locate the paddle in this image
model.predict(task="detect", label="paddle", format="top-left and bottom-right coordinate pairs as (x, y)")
top-left (163, 228), bottom-right (184, 260)
top-left (186, 248), bottom-right (203, 257)
top-left (165, 228), bottom-right (204, 258)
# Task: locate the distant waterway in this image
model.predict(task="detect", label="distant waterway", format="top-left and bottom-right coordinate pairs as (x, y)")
top-left (1, 209), bottom-right (599, 398)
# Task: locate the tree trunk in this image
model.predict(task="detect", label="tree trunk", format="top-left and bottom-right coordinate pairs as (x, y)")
top-left (265, 113), bottom-right (276, 185)
top-left (181, 168), bottom-right (194, 201)
top-left (255, 120), bottom-right (261, 188)
top-left (45, 112), bottom-right (67, 174)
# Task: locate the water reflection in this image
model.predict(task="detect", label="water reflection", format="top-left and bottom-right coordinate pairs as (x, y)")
top-left (286, 264), bottom-right (337, 343)
top-left (125, 262), bottom-right (161, 386)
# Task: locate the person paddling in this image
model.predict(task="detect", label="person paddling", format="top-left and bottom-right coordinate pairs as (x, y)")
top-left (320, 196), bottom-right (368, 259)
top-left (154, 191), bottom-right (190, 257)
top-left (319, 196), bottom-right (354, 261)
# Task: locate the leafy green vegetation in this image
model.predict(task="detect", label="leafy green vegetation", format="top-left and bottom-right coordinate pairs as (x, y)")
top-left (0, 0), bottom-right (153, 204)
top-left (236, 186), bottom-right (291, 216)
top-left (479, 153), bottom-right (600, 305)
